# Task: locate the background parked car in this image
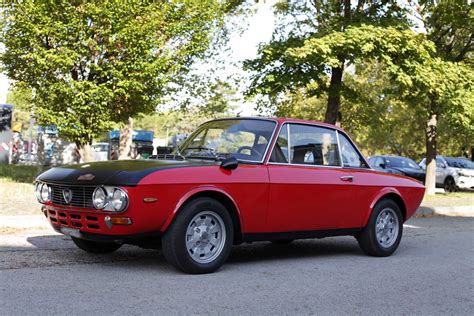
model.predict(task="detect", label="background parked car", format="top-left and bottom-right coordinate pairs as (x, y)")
top-left (368, 156), bottom-right (425, 182)
top-left (419, 156), bottom-right (474, 192)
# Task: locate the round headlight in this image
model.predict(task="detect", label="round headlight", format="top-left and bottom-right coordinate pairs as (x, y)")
top-left (39, 183), bottom-right (51, 203)
top-left (35, 183), bottom-right (42, 202)
top-left (111, 188), bottom-right (128, 212)
top-left (93, 187), bottom-right (108, 209)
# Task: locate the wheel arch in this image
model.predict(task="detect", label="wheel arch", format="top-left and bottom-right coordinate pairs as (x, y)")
top-left (161, 186), bottom-right (243, 244)
top-left (364, 188), bottom-right (407, 225)
top-left (444, 175), bottom-right (456, 185)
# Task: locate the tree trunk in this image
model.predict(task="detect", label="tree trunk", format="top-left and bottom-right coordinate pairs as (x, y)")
top-left (425, 106), bottom-right (438, 196)
top-left (324, 63), bottom-right (344, 125)
top-left (78, 143), bottom-right (94, 163)
top-left (119, 117), bottom-right (133, 160)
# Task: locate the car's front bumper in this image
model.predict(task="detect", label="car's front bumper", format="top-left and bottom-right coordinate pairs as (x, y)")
top-left (456, 176), bottom-right (474, 190)
top-left (42, 204), bottom-right (163, 244)
top-left (52, 225), bottom-right (161, 243)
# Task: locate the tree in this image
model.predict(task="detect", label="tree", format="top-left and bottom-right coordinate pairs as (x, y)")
top-left (5, 86), bottom-right (33, 134)
top-left (407, 0), bottom-right (474, 195)
top-left (0, 0), bottom-right (241, 161)
top-left (264, 61), bottom-right (427, 158)
top-left (245, 0), bottom-right (409, 125)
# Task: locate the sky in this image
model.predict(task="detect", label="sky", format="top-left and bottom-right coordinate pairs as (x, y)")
top-left (0, 1), bottom-right (277, 115)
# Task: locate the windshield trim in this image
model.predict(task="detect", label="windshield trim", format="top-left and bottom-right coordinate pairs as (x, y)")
top-left (177, 117), bottom-right (279, 164)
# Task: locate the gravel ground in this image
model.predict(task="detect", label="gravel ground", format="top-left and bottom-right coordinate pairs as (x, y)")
top-left (0, 216), bottom-right (473, 315)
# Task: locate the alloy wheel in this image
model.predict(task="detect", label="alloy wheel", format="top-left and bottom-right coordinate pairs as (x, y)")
top-left (185, 211), bottom-right (226, 264)
top-left (375, 208), bottom-right (400, 248)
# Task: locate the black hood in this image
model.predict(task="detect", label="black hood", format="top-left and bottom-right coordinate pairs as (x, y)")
top-left (37, 159), bottom-right (215, 186)
top-left (390, 167), bottom-right (425, 181)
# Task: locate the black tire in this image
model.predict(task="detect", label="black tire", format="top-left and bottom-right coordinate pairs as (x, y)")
top-left (271, 239), bottom-right (294, 245)
top-left (444, 177), bottom-right (457, 193)
top-left (162, 197), bottom-right (234, 274)
top-left (356, 198), bottom-right (403, 257)
top-left (71, 237), bottom-right (122, 254)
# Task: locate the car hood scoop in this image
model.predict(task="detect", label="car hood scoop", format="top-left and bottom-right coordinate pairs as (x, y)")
top-left (37, 159), bottom-right (213, 186)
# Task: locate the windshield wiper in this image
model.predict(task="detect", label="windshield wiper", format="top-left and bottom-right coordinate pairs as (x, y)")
top-left (184, 146), bottom-right (226, 161)
top-left (168, 147), bottom-right (186, 160)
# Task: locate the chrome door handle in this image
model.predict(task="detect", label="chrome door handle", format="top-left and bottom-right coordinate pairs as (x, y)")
top-left (340, 176), bottom-right (354, 182)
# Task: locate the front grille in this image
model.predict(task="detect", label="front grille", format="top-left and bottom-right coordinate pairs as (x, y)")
top-left (47, 208), bottom-right (101, 230)
top-left (49, 184), bottom-right (95, 208)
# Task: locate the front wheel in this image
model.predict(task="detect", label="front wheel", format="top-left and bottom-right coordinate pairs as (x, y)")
top-left (71, 237), bottom-right (122, 254)
top-left (444, 177), bottom-right (457, 193)
top-left (357, 199), bottom-right (403, 257)
top-left (162, 198), bottom-right (234, 274)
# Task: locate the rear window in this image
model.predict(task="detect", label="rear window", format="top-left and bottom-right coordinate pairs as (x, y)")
top-left (445, 157), bottom-right (474, 169)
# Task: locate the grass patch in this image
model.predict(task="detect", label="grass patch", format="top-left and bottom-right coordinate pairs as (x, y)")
top-left (422, 192), bottom-right (474, 207)
top-left (0, 164), bottom-right (46, 215)
top-left (0, 164), bottom-right (46, 184)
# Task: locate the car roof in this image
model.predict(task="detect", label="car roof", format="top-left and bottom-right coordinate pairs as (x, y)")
top-left (207, 117), bottom-right (343, 132)
top-left (372, 155), bottom-right (413, 159)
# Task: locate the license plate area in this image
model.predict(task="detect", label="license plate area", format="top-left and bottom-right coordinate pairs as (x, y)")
top-left (60, 227), bottom-right (82, 238)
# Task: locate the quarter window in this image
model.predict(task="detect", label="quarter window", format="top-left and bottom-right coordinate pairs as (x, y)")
top-left (339, 134), bottom-right (368, 168)
top-left (269, 124), bottom-right (289, 163)
top-left (288, 124), bottom-right (340, 166)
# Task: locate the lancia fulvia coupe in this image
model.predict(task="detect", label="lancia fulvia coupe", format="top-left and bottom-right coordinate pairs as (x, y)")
top-left (35, 118), bottom-right (425, 274)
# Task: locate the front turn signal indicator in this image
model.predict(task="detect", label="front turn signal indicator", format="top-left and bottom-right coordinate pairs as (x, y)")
top-left (104, 216), bottom-right (132, 228)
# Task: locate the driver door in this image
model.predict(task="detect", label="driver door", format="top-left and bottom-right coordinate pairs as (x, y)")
top-left (266, 123), bottom-right (357, 232)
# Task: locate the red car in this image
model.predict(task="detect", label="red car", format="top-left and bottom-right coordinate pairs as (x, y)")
top-left (35, 118), bottom-right (425, 273)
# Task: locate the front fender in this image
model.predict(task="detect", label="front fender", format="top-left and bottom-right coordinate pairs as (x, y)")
top-left (160, 185), bottom-right (242, 232)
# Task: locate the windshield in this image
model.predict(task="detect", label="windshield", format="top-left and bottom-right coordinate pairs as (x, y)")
top-left (385, 157), bottom-right (421, 169)
top-left (177, 119), bottom-right (276, 162)
top-left (445, 157), bottom-right (474, 169)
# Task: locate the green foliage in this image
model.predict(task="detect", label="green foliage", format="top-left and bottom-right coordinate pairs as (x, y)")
top-left (269, 58), bottom-right (473, 160)
top-left (6, 86), bottom-right (33, 133)
top-left (246, 0), bottom-right (473, 162)
top-left (246, 24), bottom-right (434, 101)
top-left (0, 164), bottom-right (45, 183)
top-left (0, 0), bottom-right (238, 145)
top-left (416, 0), bottom-right (474, 63)
top-left (244, 0), bottom-right (410, 113)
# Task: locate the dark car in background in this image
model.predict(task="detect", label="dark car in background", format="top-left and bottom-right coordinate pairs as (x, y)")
top-left (369, 156), bottom-right (425, 182)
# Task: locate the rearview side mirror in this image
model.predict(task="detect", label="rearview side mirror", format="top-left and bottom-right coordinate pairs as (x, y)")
top-left (379, 163), bottom-right (386, 169)
top-left (220, 157), bottom-right (238, 170)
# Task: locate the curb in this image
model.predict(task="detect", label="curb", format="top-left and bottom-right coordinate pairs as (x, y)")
top-left (416, 205), bottom-right (474, 217)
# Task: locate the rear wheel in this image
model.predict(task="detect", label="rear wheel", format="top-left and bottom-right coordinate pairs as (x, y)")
top-left (71, 237), bottom-right (122, 254)
top-left (444, 177), bottom-right (457, 193)
top-left (162, 198), bottom-right (234, 274)
top-left (357, 199), bottom-right (403, 257)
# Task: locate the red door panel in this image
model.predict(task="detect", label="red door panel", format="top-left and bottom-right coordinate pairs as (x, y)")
top-left (267, 164), bottom-right (359, 232)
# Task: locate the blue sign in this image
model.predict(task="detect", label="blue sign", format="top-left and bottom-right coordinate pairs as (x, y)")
top-left (109, 130), bottom-right (154, 142)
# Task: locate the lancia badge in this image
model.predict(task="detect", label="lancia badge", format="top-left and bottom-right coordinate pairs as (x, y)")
top-left (62, 188), bottom-right (73, 204)
top-left (78, 173), bottom-right (95, 180)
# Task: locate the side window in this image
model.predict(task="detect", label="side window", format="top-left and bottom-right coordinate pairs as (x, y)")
top-left (269, 125), bottom-right (289, 163)
top-left (370, 157), bottom-right (384, 168)
top-left (339, 134), bottom-right (368, 168)
top-left (289, 124), bottom-right (340, 166)
top-left (436, 158), bottom-right (445, 168)
top-left (375, 158), bottom-right (385, 168)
